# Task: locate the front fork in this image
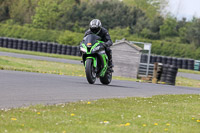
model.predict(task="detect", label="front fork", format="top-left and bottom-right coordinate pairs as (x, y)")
top-left (84, 54), bottom-right (108, 77)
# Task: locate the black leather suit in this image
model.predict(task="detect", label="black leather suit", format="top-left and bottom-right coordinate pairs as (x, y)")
top-left (84, 27), bottom-right (113, 64)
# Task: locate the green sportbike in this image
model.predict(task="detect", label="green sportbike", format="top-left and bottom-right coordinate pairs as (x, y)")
top-left (80, 34), bottom-right (112, 84)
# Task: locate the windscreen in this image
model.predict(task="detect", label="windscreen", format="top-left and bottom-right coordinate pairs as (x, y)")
top-left (83, 34), bottom-right (101, 46)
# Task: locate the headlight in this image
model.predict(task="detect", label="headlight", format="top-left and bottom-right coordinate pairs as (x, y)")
top-left (80, 47), bottom-right (87, 53)
top-left (92, 46), bottom-right (100, 52)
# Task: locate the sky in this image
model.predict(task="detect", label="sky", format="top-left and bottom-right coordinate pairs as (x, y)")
top-left (167, 0), bottom-right (200, 20)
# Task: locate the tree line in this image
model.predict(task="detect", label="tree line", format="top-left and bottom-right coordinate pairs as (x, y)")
top-left (0, 0), bottom-right (200, 58)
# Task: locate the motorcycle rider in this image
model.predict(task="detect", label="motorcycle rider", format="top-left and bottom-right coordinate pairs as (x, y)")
top-left (83, 19), bottom-right (114, 72)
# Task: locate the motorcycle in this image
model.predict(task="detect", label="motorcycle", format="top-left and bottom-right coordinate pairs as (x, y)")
top-left (80, 34), bottom-right (112, 84)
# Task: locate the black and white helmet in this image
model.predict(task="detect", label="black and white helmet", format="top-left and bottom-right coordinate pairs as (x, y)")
top-left (89, 19), bottom-right (102, 34)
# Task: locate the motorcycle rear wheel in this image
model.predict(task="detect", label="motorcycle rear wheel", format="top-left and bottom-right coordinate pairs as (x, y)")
top-left (86, 59), bottom-right (96, 84)
top-left (100, 71), bottom-right (112, 85)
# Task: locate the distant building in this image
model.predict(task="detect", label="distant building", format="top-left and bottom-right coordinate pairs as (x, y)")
top-left (111, 40), bottom-right (142, 78)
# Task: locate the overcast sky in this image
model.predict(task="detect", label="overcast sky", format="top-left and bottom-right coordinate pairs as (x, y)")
top-left (167, 0), bottom-right (200, 20)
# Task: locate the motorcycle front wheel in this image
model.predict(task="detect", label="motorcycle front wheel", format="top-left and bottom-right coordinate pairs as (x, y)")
top-left (85, 58), bottom-right (96, 84)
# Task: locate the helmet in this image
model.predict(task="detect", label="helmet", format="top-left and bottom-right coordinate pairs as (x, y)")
top-left (89, 19), bottom-right (102, 34)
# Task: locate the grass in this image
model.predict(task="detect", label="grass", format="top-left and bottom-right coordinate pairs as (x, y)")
top-left (179, 69), bottom-right (200, 75)
top-left (176, 77), bottom-right (200, 88)
top-left (0, 94), bottom-right (200, 133)
top-left (0, 47), bottom-right (82, 61)
top-left (0, 56), bottom-right (137, 81)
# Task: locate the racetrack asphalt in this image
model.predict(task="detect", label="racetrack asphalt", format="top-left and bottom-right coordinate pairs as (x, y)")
top-left (0, 70), bottom-right (200, 109)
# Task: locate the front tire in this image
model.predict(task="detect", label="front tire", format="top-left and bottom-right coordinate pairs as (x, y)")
top-left (86, 59), bottom-right (96, 84)
top-left (100, 71), bottom-right (112, 85)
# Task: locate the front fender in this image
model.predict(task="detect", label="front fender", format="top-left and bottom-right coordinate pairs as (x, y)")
top-left (85, 57), bottom-right (97, 68)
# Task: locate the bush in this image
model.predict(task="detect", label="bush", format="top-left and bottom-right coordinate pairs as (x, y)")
top-left (57, 30), bottom-right (83, 46)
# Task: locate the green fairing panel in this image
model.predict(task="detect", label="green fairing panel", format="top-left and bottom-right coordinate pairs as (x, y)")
top-left (100, 54), bottom-right (108, 77)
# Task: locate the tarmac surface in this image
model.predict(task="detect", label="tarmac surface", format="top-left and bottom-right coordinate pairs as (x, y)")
top-left (0, 70), bottom-right (200, 109)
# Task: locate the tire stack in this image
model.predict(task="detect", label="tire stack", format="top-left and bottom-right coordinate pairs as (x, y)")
top-left (27, 41), bottom-right (33, 51)
top-left (160, 64), bottom-right (178, 85)
top-left (17, 39), bottom-right (23, 50)
top-left (71, 46), bottom-right (77, 56)
top-left (32, 41), bottom-right (38, 51)
top-left (41, 42), bottom-right (47, 53)
top-left (0, 37), bottom-right (3, 47)
top-left (172, 57), bottom-right (177, 67)
top-left (140, 54), bottom-right (148, 63)
top-left (182, 59), bottom-right (188, 69)
top-left (56, 44), bottom-right (62, 54)
top-left (47, 43), bottom-right (53, 53)
top-left (160, 64), bottom-right (168, 83)
top-left (66, 46), bottom-right (72, 55)
top-left (22, 40), bottom-right (28, 50)
top-left (3, 37), bottom-right (8, 48)
top-left (52, 43), bottom-right (57, 54)
top-left (162, 56), bottom-right (167, 64)
top-left (8, 38), bottom-right (13, 48)
top-left (167, 57), bottom-right (172, 65)
top-left (61, 45), bottom-right (67, 55)
top-left (188, 59), bottom-right (194, 70)
top-left (177, 58), bottom-right (182, 69)
top-left (156, 56), bottom-right (162, 63)
top-left (76, 46), bottom-right (81, 56)
top-left (13, 39), bottom-right (18, 49)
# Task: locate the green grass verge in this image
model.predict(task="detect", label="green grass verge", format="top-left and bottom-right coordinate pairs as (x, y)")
top-left (0, 47), bottom-right (82, 61)
top-left (176, 77), bottom-right (200, 88)
top-left (1, 94), bottom-right (200, 133)
top-left (179, 69), bottom-right (200, 75)
top-left (0, 56), bottom-right (136, 81)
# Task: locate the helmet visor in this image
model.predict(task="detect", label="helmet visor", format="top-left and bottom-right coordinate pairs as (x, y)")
top-left (90, 27), bottom-right (101, 34)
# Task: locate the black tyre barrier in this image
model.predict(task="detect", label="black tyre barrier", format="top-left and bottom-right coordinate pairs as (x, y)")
top-left (76, 46), bottom-right (81, 56)
top-left (27, 41), bottom-right (33, 51)
top-left (151, 56), bottom-right (157, 64)
top-left (150, 55), bottom-right (153, 64)
top-left (177, 58), bottom-right (182, 69)
top-left (17, 39), bottom-right (23, 50)
top-left (156, 56), bottom-right (162, 63)
top-left (66, 46), bottom-right (72, 55)
top-left (161, 56), bottom-right (167, 64)
top-left (41, 42), bottom-right (47, 53)
top-left (3, 37), bottom-right (8, 48)
top-left (13, 39), bottom-right (18, 49)
top-left (167, 57), bottom-right (172, 65)
top-left (22, 40), bottom-right (28, 50)
top-left (188, 59), bottom-right (194, 70)
top-left (61, 45), bottom-right (67, 55)
top-left (140, 54), bottom-right (148, 63)
top-left (0, 37), bottom-right (3, 47)
top-left (182, 59), bottom-right (188, 69)
top-left (71, 46), bottom-right (77, 56)
top-left (37, 42), bottom-right (42, 52)
top-left (172, 58), bottom-right (177, 67)
top-left (160, 64), bottom-right (178, 85)
top-left (52, 43), bottom-right (57, 54)
top-left (8, 38), bottom-right (13, 48)
top-left (56, 44), bottom-right (62, 54)
top-left (32, 41), bottom-right (38, 51)
top-left (160, 75), bottom-right (166, 82)
top-left (47, 43), bottom-right (53, 53)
